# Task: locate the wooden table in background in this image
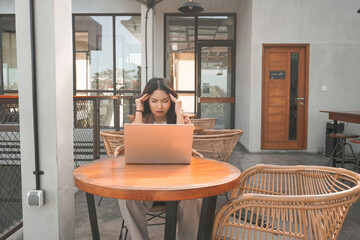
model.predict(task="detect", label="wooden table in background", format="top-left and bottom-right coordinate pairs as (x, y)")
top-left (73, 156), bottom-right (241, 240)
top-left (320, 111), bottom-right (360, 166)
top-left (320, 111), bottom-right (360, 129)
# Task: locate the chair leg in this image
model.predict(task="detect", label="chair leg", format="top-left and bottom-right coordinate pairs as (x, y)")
top-left (346, 143), bottom-right (357, 164)
top-left (119, 219), bottom-right (128, 240)
top-left (354, 154), bottom-right (360, 172)
top-left (329, 142), bottom-right (342, 167)
top-left (119, 211), bottom-right (165, 239)
top-left (147, 211), bottom-right (166, 226)
top-left (224, 192), bottom-right (229, 201)
top-left (341, 139), bottom-right (346, 168)
top-left (97, 196), bottom-right (103, 206)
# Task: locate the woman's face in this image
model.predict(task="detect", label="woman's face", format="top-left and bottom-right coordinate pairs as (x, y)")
top-left (148, 89), bottom-right (171, 121)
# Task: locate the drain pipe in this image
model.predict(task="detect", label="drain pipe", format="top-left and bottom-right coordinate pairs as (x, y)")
top-left (145, 6), bottom-right (151, 83)
top-left (29, 0), bottom-right (44, 191)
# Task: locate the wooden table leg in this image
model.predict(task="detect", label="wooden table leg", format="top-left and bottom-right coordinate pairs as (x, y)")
top-left (85, 193), bottom-right (100, 240)
top-left (165, 201), bottom-right (178, 240)
top-left (197, 196), bottom-right (217, 240)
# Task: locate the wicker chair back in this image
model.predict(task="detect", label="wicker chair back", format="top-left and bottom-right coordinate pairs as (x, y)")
top-left (212, 164), bottom-right (360, 240)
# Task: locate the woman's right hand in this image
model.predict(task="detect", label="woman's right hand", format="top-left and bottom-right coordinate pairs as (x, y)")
top-left (135, 94), bottom-right (149, 112)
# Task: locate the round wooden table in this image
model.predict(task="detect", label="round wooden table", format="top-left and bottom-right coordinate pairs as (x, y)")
top-left (74, 156), bottom-right (241, 240)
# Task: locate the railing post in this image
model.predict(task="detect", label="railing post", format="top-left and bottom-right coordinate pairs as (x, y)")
top-left (114, 96), bottom-right (120, 131)
top-left (129, 96), bottom-right (134, 114)
top-left (73, 99), bottom-right (77, 129)
top-left (93, 99), bottom-right (100, 160)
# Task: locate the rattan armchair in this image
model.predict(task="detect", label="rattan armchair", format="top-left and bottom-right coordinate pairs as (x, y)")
top-left (192, 129), bottom-right (243, 162)
top-left (101, 131), bottom-right (125, 156)
top-left (212, 164), bottom-right (360, 240)
top-left (191, 118), bottom-right (217, 129)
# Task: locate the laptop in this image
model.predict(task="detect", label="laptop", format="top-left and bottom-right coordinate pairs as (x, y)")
top-left (124, 124), bottom-right (194, 164)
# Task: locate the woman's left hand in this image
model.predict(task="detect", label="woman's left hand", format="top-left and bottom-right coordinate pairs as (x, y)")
top-left (169, 94), bottom-right (183, 116)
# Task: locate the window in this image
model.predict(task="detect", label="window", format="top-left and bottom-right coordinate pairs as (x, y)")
top-left (73, 15), bottom-right (142, 129)
top-left (165, 14), bottom-right (236, 127)
top-left (0, 15), bottom-right (17, 95)
top-left (73, 15), bottom-right (141, 96)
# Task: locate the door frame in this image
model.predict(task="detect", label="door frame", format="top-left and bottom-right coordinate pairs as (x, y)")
top-left (261, 44), bottom-right (310, 150)
top-left (197, 41), bottom-right (236, 128)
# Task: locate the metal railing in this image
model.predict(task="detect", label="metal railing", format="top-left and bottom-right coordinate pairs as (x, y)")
top-left (73, 95), bottom-right (137, 166)
top-left (0, 95), bottom-right (137, 238)
top-left (0, 97), bottom-right (22, 239)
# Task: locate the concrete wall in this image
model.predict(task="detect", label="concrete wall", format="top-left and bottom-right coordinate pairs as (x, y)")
top-left (16, 0), bottom-right (74, 238)
top-left (249, 0), bottom-right (360, 152)
top-left (235, 0), bottom-right (252, 149)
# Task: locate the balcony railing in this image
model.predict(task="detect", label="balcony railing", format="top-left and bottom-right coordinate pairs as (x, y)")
top-left (0, 95), bottom-right (137, 238)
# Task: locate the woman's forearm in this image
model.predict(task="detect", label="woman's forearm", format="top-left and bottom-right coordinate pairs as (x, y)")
top-left (176, 112), bottom-right (185, 124)
top-left (133, 112), bottom-right (144, 123)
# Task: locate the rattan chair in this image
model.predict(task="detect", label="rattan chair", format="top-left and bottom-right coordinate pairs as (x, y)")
top-left (101, 131), bottom-right (125, 156)
top-left (212, 164), bottom-right (360, 240)
top-left (191, 118), bottom-right (217, 129)
top-left (192, 129), bottom-right (243, 162)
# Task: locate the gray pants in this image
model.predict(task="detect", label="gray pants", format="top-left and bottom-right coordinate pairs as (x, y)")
top-left (118, 199), bottom-right (202, 240)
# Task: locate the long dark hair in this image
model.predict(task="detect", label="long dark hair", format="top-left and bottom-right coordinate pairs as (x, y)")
top-left (141, 77), bottom-right (178, 124)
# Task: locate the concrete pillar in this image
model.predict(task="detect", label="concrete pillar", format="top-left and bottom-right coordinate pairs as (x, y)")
top-left (141, 4), bottom-right (154, 89)
top-left (15, 0), bottom-right (74, 239)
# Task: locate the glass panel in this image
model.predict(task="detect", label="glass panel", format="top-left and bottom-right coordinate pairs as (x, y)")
top-left (200, 103), bottom-right (231, 129)
top-left (116, 93), bottom-right (138, 127)
top-left (165, 16), bottom-right (195, 91)
top-left (201, 46), bottom-right (231, 97)
top-left (288, 52), bottom-right (299, 140)
top-left (74, 16), bottom-right (113, 93)
top-left (115, 16), bottom-right (141, 92)
top-left (1, 17), bottom-right (17, 91)
top-left (75, 52), bottom-right (89, 90)
top-left (198, 16), bottom-right (234, 40)
top-left (178, 93), bottom-right (195, 113)
top-left (100, 99), bottom-right (114, 128)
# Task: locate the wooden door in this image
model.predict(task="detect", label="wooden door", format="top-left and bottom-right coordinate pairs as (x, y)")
top-left (261, 45), bottom-right (309, 149)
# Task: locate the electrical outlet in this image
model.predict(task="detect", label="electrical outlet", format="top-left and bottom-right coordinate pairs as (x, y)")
top-left (27, 190), bottom-right (45, 207)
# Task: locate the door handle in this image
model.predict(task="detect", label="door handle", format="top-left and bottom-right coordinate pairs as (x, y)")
top-left (295, 98), bottom-right (304, 100)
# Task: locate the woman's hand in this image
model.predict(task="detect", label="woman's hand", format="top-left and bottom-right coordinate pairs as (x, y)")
top-left (169, 94), bottom-right (183, 116)
top-left (135, 94), bottom-right (149, 112)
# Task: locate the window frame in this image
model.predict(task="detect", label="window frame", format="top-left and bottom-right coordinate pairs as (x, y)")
top-left (0, 14), bottom-right (17, 95)
top-left (72, 13), bottom-right (142, 97)
top-left (163, 13), bottom-right (236, 119)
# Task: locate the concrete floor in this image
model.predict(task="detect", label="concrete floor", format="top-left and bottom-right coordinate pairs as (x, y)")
top-left (9, 145), bottom-right (360, 239)
top-left (73, 145), bottom-right (360, 240)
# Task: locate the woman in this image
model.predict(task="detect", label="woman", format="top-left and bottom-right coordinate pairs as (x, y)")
top-left (119, 77), bottom-right (201, 240)
top-left (133, 77), bottom-right (191, 125)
